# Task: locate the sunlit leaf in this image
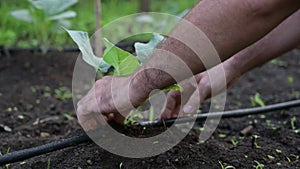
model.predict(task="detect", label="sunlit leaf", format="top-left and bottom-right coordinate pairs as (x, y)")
top-left (65, 29), bottom-right (111, 72)
top-left (134, 33), bottom-right (164, 63)
top-left (29, 0), bottom-right (78, 15)
top-left (103, 38), bottom-right (140, 76)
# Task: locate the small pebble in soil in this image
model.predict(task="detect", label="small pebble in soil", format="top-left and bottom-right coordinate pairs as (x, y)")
top-left (86, 159), bottom-right (93, 165)
top-left (40, 132), bottom-right (50, 137)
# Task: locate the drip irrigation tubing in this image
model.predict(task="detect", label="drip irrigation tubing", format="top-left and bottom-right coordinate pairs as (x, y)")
top-left (1, 99), bottom-right (300, 165)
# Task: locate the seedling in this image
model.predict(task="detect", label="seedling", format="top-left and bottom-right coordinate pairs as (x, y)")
top-left (291, 154), bottom-right (299, 161)
top-left (63, 113), bottom-right (74, 121)
top-left (196, 109), bottom-right (202, 113)
top-left (290, 116), bottom-right (297, 130)
top-left (11, 0), bottom-right (78, 53)
top-left (218, 133), bottom-right (227, 139)
top-left (231, 137), bottom-right (239, 147)
top-left (54, 86), bottom-right (72, 101)
top-left (252, 134), bottom-right (261, 149)
top-left (287, 76), bottom-right (294, 83)
top-left (18, 114), bottom-right (25, 120)
top-left (119, 162), bottom-right (123, 169)
top-left (218, 161), bottom-right (236, 169)
top-left (47, 158), bottom-right (51, 169)
top-left (30, 86), bottom-right (37, 93)
top-left (254, 160), bottom-right (264, 169)
top-left (270, 59), bottom-right (287, 67)
top-left (267, 155), bottom-right (275, 160)
top-left (152, 141), bottom-right (159, 144)
top-left (250, 93), bottom-right (265, 107)
top-left (0, 147), bottom-right (11, 169)
top-left (275, 149), bottom-right (282, 154)
top-left (292, 90), bottom-right (300, 99)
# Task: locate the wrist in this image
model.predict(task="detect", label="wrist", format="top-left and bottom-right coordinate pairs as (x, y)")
top-left (129, 68), bottom-right (175, 106)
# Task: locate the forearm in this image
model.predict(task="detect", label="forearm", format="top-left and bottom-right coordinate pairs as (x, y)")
top-left (131, 0), bottom-right (300, 103)
top-left (231, 9), bottom-right (300, 76)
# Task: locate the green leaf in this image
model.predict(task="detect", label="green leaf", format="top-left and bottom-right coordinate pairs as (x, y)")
top-left (29, 0), bottom-right (78, 15)
top-left (103, 38), bottom-right (140, 76)
top-left (65, 29), bottom-right (111, 72)
top-left (48, 11), bottom-right (77, 21)
top-left (254, 93), bottom-right (265, 107)
top-left (162, 84), bottom-right (184, 92)
top-left (134, 33), bottom-right (164, 63)
top-left (11, 9), bottom-right (34, 23)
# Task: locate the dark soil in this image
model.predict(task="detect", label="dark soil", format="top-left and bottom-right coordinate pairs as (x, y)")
top-left (0, 49), bottom-right (300, 169)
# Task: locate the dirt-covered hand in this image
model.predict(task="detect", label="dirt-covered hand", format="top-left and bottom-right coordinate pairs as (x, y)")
top-left (76, 76), bottom-right (146, 131)
top-left (161, 61), bottom-right (240, 119)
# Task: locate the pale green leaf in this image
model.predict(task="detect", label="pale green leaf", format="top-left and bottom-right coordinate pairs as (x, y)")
top-left (48, 11), bottom-right (76, 21)
top-left (11, 9), bottom-right (34, 23)
top-left (134, 33), bottom-right (164, 63)
top-left (29, 0), bottom-right (78, 15)
top-left (65, 29), bottom-right (111, 72)
top-left (103, 38), bottom-right (140, 76)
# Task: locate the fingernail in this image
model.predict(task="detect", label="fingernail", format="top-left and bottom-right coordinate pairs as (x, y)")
top-left (183, 105), bottom-right (194, 114)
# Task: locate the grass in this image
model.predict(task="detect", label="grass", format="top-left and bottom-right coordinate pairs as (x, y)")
top-left (0, 0), bottom-right (199, 48)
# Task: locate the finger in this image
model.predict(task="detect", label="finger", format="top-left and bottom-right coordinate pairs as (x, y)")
top-left (161, 90), bottom-right (181, 119)
top-left (110, 113), bottom-right (126, 124)
top-left (183, 87), bottom-right (206, 114)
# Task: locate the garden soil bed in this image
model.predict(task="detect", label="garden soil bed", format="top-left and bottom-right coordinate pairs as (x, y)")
top-left (0, 49), bottom-right (300, 169)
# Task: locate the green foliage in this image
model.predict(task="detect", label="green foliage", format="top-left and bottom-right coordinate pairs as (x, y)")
top-left (218, 161), bottom-right (236, 169)
top-left (54, 87), bottom-right (72, 101)
top-left (254, 160), bottom-right (264, 169)
top-left (250, 93), bottom-right (265, 107)
top-left (103, 38), bottom-right (140, 76)
top-left (287, 76), bottom-right (294, 83)
top-left (252, 134), bottom-right (261, 149)
top-left (134, 33), bottom-right (164, 63)
top-left (64, 113), bottom-right (74, 121)
top-left (231, 137), bottom-right (239, 147)
top-left (10, 0), bottom-right (78, 53)
top-left (65, 29), bottom-right (110, 72)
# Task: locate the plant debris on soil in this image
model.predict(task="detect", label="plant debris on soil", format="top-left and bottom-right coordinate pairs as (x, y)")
top-left (0, 49), bottom-right (300, 169)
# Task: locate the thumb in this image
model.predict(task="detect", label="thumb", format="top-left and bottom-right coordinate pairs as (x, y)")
top-left (183, 87), bottom-right (206, 114)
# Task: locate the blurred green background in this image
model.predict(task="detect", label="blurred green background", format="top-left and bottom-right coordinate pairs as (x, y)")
top-left (0, 0), bottom-right (198, 49)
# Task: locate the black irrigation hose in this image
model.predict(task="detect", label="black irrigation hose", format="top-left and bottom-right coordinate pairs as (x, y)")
top-left (1, 99), bottom-right (300, 166)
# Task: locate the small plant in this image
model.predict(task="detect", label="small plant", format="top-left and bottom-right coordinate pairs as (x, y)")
top-left (252, 134), bottom-right (261, 149)
top-left (47, 158), bottom-right (51, 169)
top-left (11, 0), bottom-right (78, 53)
top-left (250, 93), bottom-right (265, 107)
top-left (18, 114), bottom-right (25, 120)
top-left (54, 86), bottom-right (72, 101)
top-left (267, 155), bottom-right (275, 160)
top-left (119, 162), bottom-right (123, 169)
top-left (0, 147), bottom-right (11, 169)
top-left (63, 113), bottom-right (74, 121)
top-left (218, 161), bottom-right (236, 169)
top-left (292, 90), bottom-right (300, 99)
top-left (218, 133), bottom-right (227, 139)
top-left (231, 137), bottom-right (239, 147)
top-left (254, 160), bottom-right (264, 169)
top-left (275, 149), bottom-right (282, 154)
top-left (287, 76), bottom-right (294, 83)
top-left (290, 116), bottom-right (297, 130)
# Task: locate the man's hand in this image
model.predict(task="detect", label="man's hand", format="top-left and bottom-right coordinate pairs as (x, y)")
top-left (161, 60), bottom-right (240, 119)
top-left (76, 76), bottom-right (147, 131)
